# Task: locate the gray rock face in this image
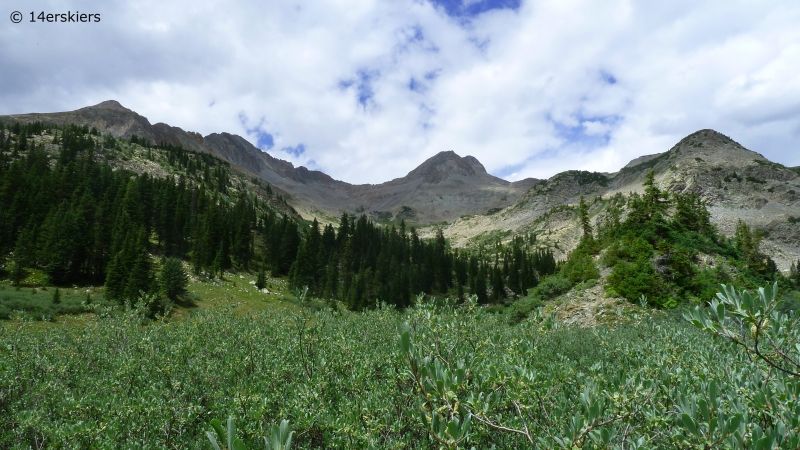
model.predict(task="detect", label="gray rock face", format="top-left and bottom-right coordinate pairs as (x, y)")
top-left (437, 129), bottom-right (800, 271)
top-left (1, 101), bottom-right (538, 224)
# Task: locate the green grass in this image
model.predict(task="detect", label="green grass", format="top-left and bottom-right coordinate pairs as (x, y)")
top-left (0, 268), bottom-right (306, 323)
top-left (0, 282), bottom-right (99, 321)
top-left (182, 272), bottom-right (300, 317)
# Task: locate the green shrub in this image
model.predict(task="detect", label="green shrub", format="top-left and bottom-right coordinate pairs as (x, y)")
top-left (606, 260), bottom-right (665, 306)
top-left (483, 305), bottom-right (505, 314)
top-left (506, 295), bottom-right (543, 324)
top-left (560, 238), bottom-right (599, 285)
top-left (533, 275), bottom-right (572, 300)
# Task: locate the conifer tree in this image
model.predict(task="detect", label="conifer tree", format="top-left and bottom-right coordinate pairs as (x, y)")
top-left (578, 195), bottom-right (592, 238)
top-left (475, 266), bottom-right (489, 305)
top-left (323, 255), bottom-right (338, 300)
top-left (256, 270), bottom-right (267, 291)
top-left (8, 258), bottom-right (25, 287)
top-left (124, 248), bottom-right (154, 301)
top-left (160, 258), bottom-right (188, 300)
top-left (105, 253), bottom-right (126, 301)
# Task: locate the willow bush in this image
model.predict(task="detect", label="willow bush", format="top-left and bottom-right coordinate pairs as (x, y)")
top-left (1, 288), bottom-right (799, 448)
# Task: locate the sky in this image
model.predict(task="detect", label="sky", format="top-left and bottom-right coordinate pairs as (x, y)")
top-left (2, 0), bottom-right (800, 184)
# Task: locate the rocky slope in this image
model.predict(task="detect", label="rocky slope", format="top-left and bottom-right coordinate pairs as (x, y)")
top-left (424, 130), bottom-right (800, 271)
top-left (1, 101), bottom-right (537, 225)
top-left (5, 103), bottom-right (797, 270)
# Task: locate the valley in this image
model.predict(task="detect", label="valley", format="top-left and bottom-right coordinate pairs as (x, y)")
top-left (1, 105), bottom-right (799, 448)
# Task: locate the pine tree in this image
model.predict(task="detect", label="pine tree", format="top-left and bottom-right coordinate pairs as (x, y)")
top-left (323, 255), bottom-right (339, 301)
top-left (475, 266), bottom-right (489, 305)
top-left (52, 288), bottom-right (61, 305)
top-left (124, 249), bottom-right (154, 301)
top-left (160, 257), bottom-right (188, 300)
top-left (105, 253), bottom-right (126, 301)
top-left (8, 258), bottom-right (25, 287)
top-left (578, 195), bottom-right (592, 238)
top-left (256, 270), bottom-right (267, 291)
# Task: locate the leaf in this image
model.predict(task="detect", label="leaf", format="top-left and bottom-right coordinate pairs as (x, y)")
top-left (680, 413), bottom-right (698, 438)
top-left (462, 413), bottom-right (472, 438)
top-left (232, 438), bottom-right (247, 450)
top-left (210, 419), bottom-right (226, 444)
top-left (447, 418), bottom-right (460, 440)
top-left (206, 431), bottom-right (222, 450)
top-left (227, 416), bottom-right (236, 449)
top-left (400, 329), bottom-right (411, 354)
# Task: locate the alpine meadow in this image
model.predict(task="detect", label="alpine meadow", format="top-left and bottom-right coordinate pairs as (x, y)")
top-left (1, 103), bottom-right (800, 449)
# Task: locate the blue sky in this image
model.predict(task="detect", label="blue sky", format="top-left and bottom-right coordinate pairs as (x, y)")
top-left (2, 0), bottom-right (800, 183)
top-left (429, 0), bottom-right (522, 18)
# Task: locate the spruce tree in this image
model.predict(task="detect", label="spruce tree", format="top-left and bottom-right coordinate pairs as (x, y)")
top-left (9, 258), bottom-right (25, 287)
top-left (160, 257), bottom-right (188, 300)
top-left (256, 270), bottom-right (267, 290)
top-left (323, 256), bottom-right (338, 300)
top-left (124, 249), bottom-right (154, 301)
top-left (105, 253), bottom-right (126, 301)
top-left (578, 195), bottom-right (592, 238)
top-left (475, 266), bottom-right (489, 305)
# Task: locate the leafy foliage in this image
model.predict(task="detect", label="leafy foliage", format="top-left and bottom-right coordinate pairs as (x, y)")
top-left (1, 287), bottom-right (800, 447)
top-left (684, 283), bottom-right (800, 446)
top-left (596, 171), bottom-right (779, 306)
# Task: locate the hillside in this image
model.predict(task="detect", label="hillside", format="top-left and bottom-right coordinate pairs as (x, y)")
top-left (1, 101), bottom-right (537, 225)
top-left (426, 130), bottom-right (800, 271)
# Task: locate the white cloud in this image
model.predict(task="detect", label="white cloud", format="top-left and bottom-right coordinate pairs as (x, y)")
top-left (1, 0), bottom-right (799, 183)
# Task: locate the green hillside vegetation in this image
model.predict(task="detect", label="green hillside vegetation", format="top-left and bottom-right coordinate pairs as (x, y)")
top-left (0, 121), bottom-right (558, 319)
top-left (0, 121), bottom-right (306, 317)
top-left (507, 170), bottom-right (786, 323)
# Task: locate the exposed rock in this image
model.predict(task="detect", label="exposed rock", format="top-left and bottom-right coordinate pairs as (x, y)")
top-left (431, 129), bottom-right (800, 271)
top-left (1, 101), bottom-right (539, 225)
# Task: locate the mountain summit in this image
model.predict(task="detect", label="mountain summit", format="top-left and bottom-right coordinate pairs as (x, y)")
top-left (0, 101), bottom-right (538, 224)
top-left (406, 151), bottom-right (481, 183)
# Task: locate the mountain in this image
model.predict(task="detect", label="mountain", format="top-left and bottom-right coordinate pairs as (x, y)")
top-left (0, 101), bottom-right (537, 225)
top-left (4, 103), bottom-right (798, 270)
top-left (430, 129), bottom-right (800, 271)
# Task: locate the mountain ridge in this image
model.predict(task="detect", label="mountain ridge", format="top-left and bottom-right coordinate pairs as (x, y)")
top-left (0, 101), bottom-right (537, 224)
top-left (427, 129), bottom-right (800, 272)
top-left (3, 102), bottom-right (798, 270)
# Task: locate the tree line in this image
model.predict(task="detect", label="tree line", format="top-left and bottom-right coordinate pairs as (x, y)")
top-left (0, 123), bottom-right (273, 300)
top-left (0, 122), bottom-right (557, 310)
top-left (286, 214), bottom-right (556, 309)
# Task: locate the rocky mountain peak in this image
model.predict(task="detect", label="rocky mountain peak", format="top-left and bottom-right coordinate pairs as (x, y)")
top-left (462, 155), bottom-right (487, 173)
top-left (0, 103), bottom-right (542, 225)
top-left (405, 151), bottom-right (479, 184)
top-left (86, 100), bottom-right (129, 111)
top-left (670, 129), bottom-right (754, 156)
